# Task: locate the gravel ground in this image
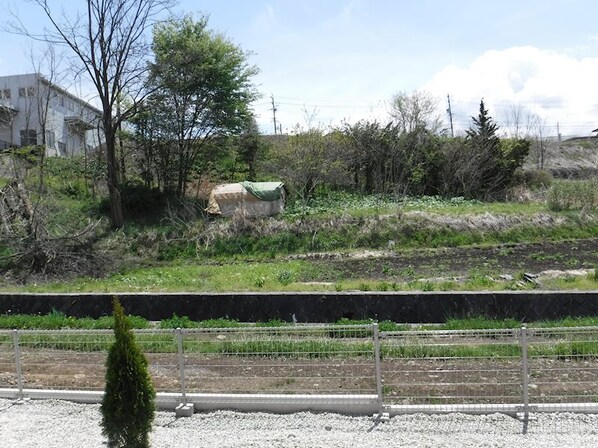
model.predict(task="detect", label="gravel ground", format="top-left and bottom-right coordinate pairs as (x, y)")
top-left (1, 399), bottom-right (598, 447)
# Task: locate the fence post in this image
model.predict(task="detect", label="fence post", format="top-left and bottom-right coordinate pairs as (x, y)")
top-left (372, 323), bottom-right (383, 404)
top-left (12, 329), bottom-right (24, 400)
top-left (519, 326), bottom-right (530, 432)
top-left (175, 328), bottom-right (188, 404)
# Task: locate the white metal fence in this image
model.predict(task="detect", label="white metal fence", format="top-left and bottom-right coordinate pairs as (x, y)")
top-left (1, 325), bottom-right (597, 418)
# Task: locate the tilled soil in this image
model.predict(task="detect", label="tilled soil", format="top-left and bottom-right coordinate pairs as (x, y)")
top-left (302, 238), bottom-right (598, 283)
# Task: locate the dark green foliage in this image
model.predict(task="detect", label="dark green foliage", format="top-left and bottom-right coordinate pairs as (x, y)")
top-left (461, 100), bottom-right (529, 199)
top-left (341, 121), bottom-right (443, 196)
top-left (101, 298), bottom-right (155, 448)
top-left (237, 118), bottom-right (265, 181)
top-left (121, 182), bottom-right (167, 219)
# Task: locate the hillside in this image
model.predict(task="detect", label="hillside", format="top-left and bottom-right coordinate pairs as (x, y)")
top-left (526, 137), bottom-right (598, 179)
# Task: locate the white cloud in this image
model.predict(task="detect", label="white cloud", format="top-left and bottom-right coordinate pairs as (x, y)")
top-left (424, 46), bottom-right (598, 136)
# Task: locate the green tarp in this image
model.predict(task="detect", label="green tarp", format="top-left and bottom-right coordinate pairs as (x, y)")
top-left (240, 181), bottom-right (285, 202)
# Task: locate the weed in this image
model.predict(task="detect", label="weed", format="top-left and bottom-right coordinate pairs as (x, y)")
top-left (377, 281), bottom-right (390, 291)
top-left (277, 270), bottom-right (294, 286)
top-left (439, 281), bottom-right (457, 291)
top-left (421, 281), bottom-right (435, 292)
top-left (497, 247), bottom-right (514, 257)
top-left (159, 314), bottom-right (198, 329)
top-left (254, 276), bottom-right (266, 288)
top-left (563, 274), bottom-right (576, 283)
top-left (401, 266), bottom-right (415, 277)
top-left (359, 283), bottom-right (371, 291)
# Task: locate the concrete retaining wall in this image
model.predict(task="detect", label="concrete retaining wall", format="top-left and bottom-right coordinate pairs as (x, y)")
top-left (0, 291), bottom-right (597, 323)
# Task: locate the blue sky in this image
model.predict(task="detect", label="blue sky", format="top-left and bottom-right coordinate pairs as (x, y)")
top-left (2, 0), bottom-right (598, 136)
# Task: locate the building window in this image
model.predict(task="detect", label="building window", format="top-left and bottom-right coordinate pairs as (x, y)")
top-left (20, 129), bottom-right (38, 146)
top-left (0, 89), bottom-right (10, 100)
top-left (18, 86), bottom-right (36, 98)
top-left (57, 141), bottom-right (66, 155)
top-left (59, 96), bottom-right (65, 107)
top-left (46, 130), bottom-right (56, 148)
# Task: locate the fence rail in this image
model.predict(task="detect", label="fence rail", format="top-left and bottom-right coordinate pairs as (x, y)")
top-left (1, 325), bottom-right (597, 418)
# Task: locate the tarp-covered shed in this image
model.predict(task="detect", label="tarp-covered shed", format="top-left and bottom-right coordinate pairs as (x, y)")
top-left (206, 181), bottom-right (286, 217)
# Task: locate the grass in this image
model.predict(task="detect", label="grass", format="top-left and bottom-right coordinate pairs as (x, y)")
top-left (284, 193), bottom-right (546, 218)
top-left (3, 180), bottom-right (598, 293)
top-left (0, 309), bottom-right (149, 329)
top-left (3, 311), bottom-right (598, 331)
top-left (8, 324), bottom-right (598, 360)
top-left (3, 311), bottom-right (598, 359)
top-left (3, 257), bottom-right (596, 293)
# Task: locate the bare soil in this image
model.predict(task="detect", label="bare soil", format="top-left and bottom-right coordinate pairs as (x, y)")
top-left (2, 347), bottom-right (597, 405)
top-left (301, 238), bottom-right (598, 283)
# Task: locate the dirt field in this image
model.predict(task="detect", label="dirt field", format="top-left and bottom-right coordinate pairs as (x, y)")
top-left (2, 347), bottom-right (597, 405)
top-left (305, 238), bottom-right (598, 283)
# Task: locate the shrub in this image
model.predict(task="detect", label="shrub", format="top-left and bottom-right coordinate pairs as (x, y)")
top-left (547, 179), bottom-right (598, 211)
top-left (513, 169), bottom-right (553, 190)
top-left (101, 297), bottom-right (155, 448)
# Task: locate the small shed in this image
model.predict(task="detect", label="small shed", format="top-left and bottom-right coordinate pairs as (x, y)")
top-left (206, 181), bottom-right (286, 217)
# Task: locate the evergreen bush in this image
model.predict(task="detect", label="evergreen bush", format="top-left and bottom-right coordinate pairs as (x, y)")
top-left (100, 297), bottom-right (155, 448)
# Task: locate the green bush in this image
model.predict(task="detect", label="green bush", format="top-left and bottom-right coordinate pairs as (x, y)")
top-left (513, 169), bottom-right (553, 190)
top-left (101, 298), bottom-right (155, 448)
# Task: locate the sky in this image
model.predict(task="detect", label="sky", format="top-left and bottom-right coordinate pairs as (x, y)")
top-left (1, 0), bottom-right (598, 137)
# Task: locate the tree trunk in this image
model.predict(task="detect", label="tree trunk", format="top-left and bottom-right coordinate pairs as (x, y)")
top-left (104, 123), bottom-right (125, 229)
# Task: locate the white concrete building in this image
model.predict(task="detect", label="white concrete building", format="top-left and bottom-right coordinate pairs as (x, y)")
top-left (0, 73), bottom-right (102, 156)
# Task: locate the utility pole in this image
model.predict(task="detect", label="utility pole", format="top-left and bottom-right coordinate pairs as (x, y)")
top-left (447, 94), bottom-right (454, 138)
top-left (557, 122), bottom-right (561, 143)
top-left (270, 94), bottom-right (278, 135)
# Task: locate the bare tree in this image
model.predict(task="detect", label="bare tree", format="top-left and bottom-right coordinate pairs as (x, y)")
top-left (7, 0), bottom-right (174, 228)
top-left (389, 90), bottom-right (443, 134)
top-left (502, 104), bottom-right (554, 170)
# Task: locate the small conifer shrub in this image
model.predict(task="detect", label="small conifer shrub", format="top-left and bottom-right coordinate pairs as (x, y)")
top-left (100, 297), bottom-right (155, 448)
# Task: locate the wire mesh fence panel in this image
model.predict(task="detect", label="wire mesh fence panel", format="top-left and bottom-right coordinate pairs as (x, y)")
top-left (134, 330), bottom-right (181, 393)
top-left (180, 325), bottom-right (377, 395)
top-left (16, 330), bottom-right (113, 391)
top-left (0, 331), bottom-right (16, 388)
top-left (381, 329), bottom-right (522, 410)
top-left (527, 327), bottom-right (598, 406)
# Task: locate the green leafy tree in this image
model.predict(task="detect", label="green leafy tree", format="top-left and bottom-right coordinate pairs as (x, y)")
top-left (136, 14), bottom-right (259, 196)
top-left (101, 297), bottom-right (155, 448)
top-left (237, 117), bottom-right (265, 181)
